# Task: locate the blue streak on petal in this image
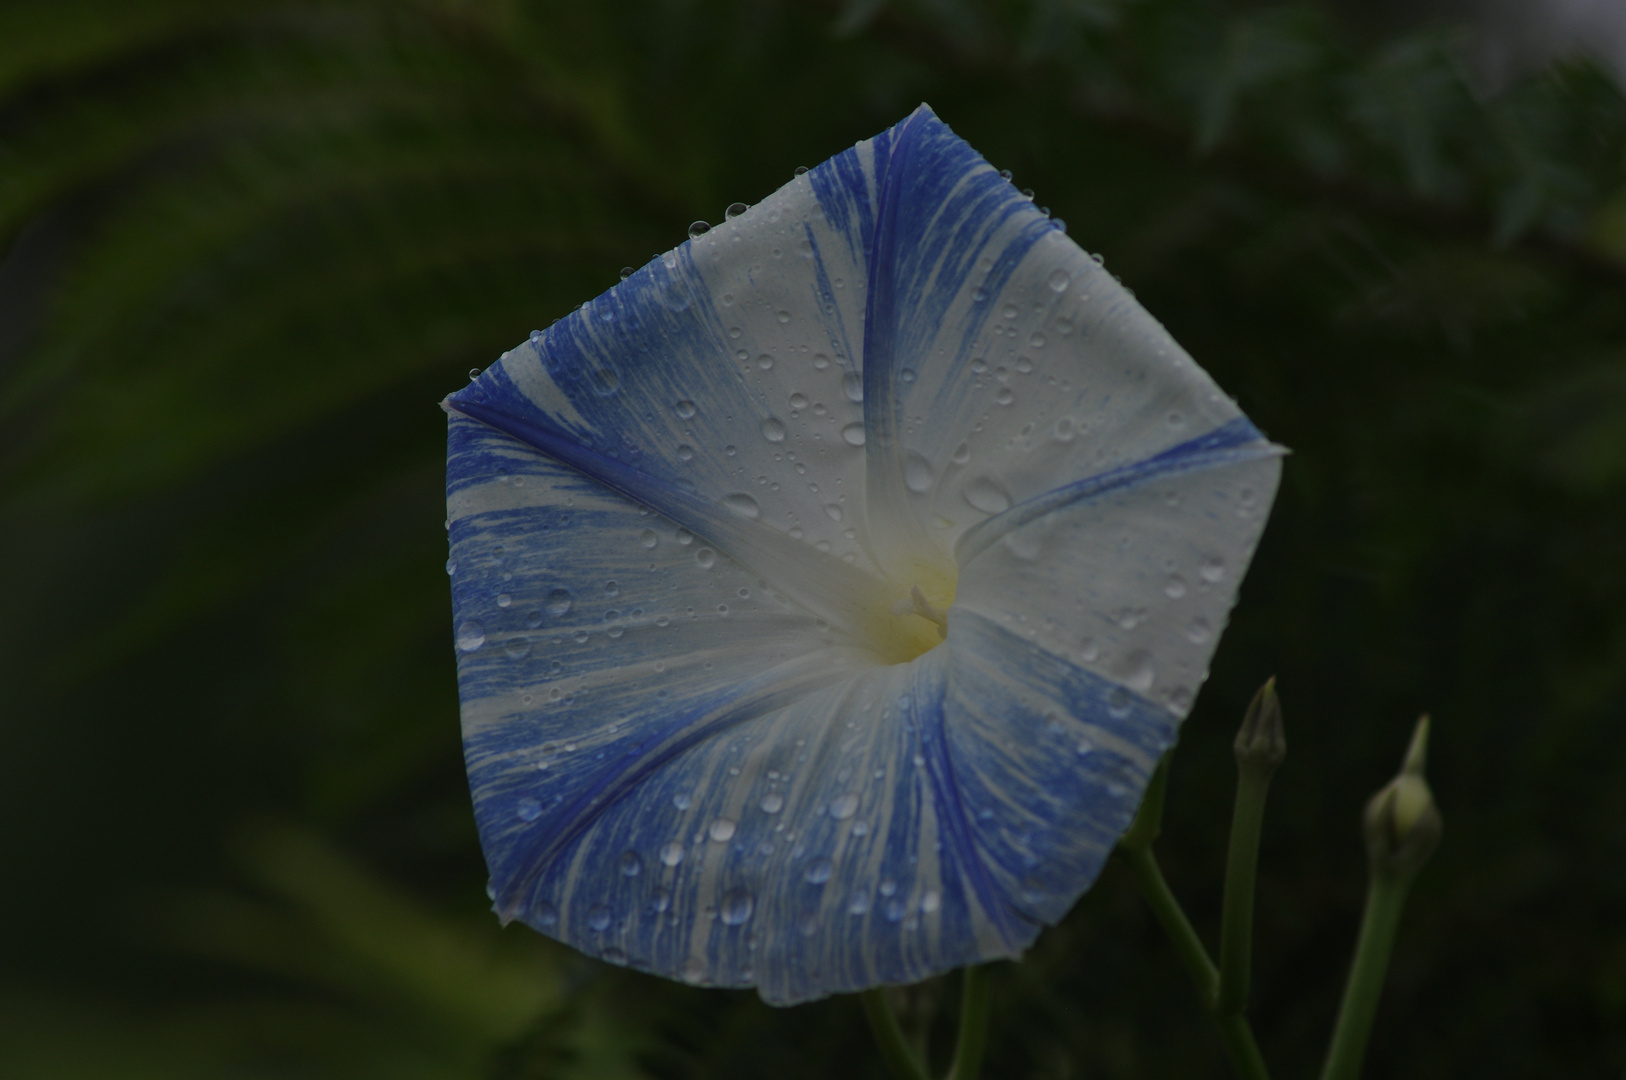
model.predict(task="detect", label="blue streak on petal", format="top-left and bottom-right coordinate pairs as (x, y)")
top-left (954, 417), bottom-right (1282, 566)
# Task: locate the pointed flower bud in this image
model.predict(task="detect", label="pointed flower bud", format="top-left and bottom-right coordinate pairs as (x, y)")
top-left (1363, 715), bottom-right (1442, 880)
top-left (1233, 676), bottom-right (1286, 777)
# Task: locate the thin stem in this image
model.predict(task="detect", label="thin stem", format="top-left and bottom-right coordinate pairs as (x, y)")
top-left (945, 965), bottom-right (992, 1080)
top-left (1319, 873), bottom-right (1415, 1080)
top-left (861, 988), bottom-right (933, 1080)
top-left (1122, 844), bottom-right (1220, 1007)
top-left (1218, 769), bottom-right (1273, 1015)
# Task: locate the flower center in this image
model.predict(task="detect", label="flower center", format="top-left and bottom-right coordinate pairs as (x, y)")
top-left (865, 558), bottom-right (957, 665)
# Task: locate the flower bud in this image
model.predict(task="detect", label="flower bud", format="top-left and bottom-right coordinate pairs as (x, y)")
top-left (1233, 676), bottom-right (1286, 776)
top-left (1363, 715), bottom-right (1441, 880)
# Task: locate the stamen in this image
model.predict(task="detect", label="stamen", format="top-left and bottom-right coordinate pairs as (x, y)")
top-left (891, 584), bottom-right (949, 639)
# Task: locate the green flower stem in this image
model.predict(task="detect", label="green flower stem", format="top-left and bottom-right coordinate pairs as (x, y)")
top-left (945, 965), bottom-right (991, 1080)
top-left (1122, 844), bottom-right (1219, 1005)
top-left (862, 988), bottom-right (932, 1080)
top-left (1218, 766), bottom-right (1273, 1015)
top-left (1318, 864), bottom-right (1420, 1080)
top-left (1121, 755), bottom-right (1271, 1080)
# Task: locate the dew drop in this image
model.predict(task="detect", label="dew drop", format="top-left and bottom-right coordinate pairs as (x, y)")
top-left (760, 417), bottom-right (787, 443)
top-left (1002, 303), bottom-right (1019, 320)
top-left (496, 592), bottom-right (512, 608)
top-left (848, 894), bottom-right (870, 916)
top-left (840, 422), bottom-right (866, 446)
top-left (1048, 268), bottom-right (1071, 292)
top-left (594, 368), bottom-right (620, 395)
top-left (536, 901), bottom-right (559, 926)
top-left (903, 452), bottom-right (935, 493)
top-left (724, 493), bottom-right (761, 519)
top-left (951, 442), bottom-right (972, 465)
top-left (673, 792), bottom-right (692, 811)
top-left (829, 793), bottom-right (859, 820)
top-left (1053, 416), bottom-right (1077, 442)
top-left (674, 399), bottom-right (697, 419)
top-left (1200, 557), bottom-right (1225, 583)
top-left (885, 898), bottom-right (907, 922)
top-left (1186, 618), bottom-right (1212, 644)
top-left (1165, 575), bottom-right (1187, 598)
top-left (681, 958), bottom-right (708, 984)
top-left (757, 353), bottom-right (775, 370)
top-left (640, 529), bottom-right (658, 549)
top-left (545, 589), bottom-right (573, 616)
top-left (760, 792), bottom-right (785, 814)
top-left (1107, 687), bottom-right (1132, 718)
top-left (812, 353), bottom-right (830, 369)
top-left (619, 850), bottom-right (643, 877)
top-left (660, 842), bottom-right (685, 867)
top-left (777, 310), bottom-right (791, 324)
top-left (823, 503), bottom-right (844, 522)
top-left (995, 388), bottom-right (1014, 406)
top-left (1121, 651), bottom-right (1155, 692)
top-left (696, 548), bottom-right (716, 569)
top-left (456, 620), bottom-right (486, 651)
top-left (650, 887), bottom-right (672, 913)
top-left (789, 391), bottom-right (809, 410)
top-left (804, 858), bottom-right (834, 885)
top-left (517, 797), bottom-right (541, 822)
top-left (1003, 528), bottom-right (1042, 560)
top-left (676, 528), bottom-right (694, 545)
top-left (445, 558), bottom-right (457, 575)
top-left (677, 444), bottom-right (695, 461)
top-left (587, 905), bottom-right (612, 931)
top-left (842, 373), bottom-right (864, 402)
top-left (709, 818), bottom-right (737, 842)
top-left (964, 477), bottom-right (1012, 514)
top-left (688, 220), bottom-right (711, 239)
top-left (725, 201), bottom-right (749, 219)
top-left (720, 888), bottom-right (754, 926)
top-left (505, 639), bottom-right (532, 660)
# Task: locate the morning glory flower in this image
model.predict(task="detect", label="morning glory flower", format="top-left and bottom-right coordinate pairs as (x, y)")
top-left (443, 105), bottom-right (1281, 1005)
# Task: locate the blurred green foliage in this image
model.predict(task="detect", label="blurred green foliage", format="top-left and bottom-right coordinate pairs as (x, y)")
top-left (2, 0), bottom-right (1623, 1076)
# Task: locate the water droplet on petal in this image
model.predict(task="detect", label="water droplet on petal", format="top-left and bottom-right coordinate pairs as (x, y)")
top-left (536, 901), bottom-right (559, 926)
top-left (1186, 618), bottom-right (1212, 644)
top-left (673, 792), bottom-right (692, 810)
top-left (757, 353), bottom-right (775, 370)
top-left (1053, 416), bottom-right (1077, 442)
top-left (760, 417), bottom-right (787, 443)
top-left (660, 842), bottom-right (685, 867)
top-left (952, 442), bottom-right (972, 465)
top-left (688, 220), bottom-right (711, 239)
top-left (445, 559), bottom-right (457, 575)
top-left (829, 793), bottom-right (859, 820)
top-left (674, 400), bottom-right (697, 419)
top-left (619, 850), bottom-right (643, 877)
top-left (903, 452), bottom-right (935, 493)
top-left (804, 858), bottom-right (834, 885)
top-left (517, 797), bottom-right (541, 822)
top-left (696, 548), bottom-right (716, 569)
top-left (1200, 557), bottom-right (1225, 583)
top-left (760, 792), bottom-right (784, 814)
top-left (709, 818), bottom-right (737, 842)
top-left (724, 493), bottom-right (761, 519)
top-left (545, 589), bottom-right (573, 616)
top-left (964, 476), bottom-right (1012, 514)
top-left (1048, 268), bottom-right (1071, 292)
top-left (720, 888), bottom-right (754, 926)
top-left (841, 423), bottom-right (866, 446)
top-left (588, 905), bottom-right (612, 931)
top-left (789, 391), bottom-right (809, 410)
top-left (681, 957), bottom-right (708, 984)
top-left (677, 444), bottom-right (695, 461)
top-left (1165, 575), bottom-right (1187, 598)
top-left (842, 373), bottom-right (864, 402)
top-left (1121, 651), bottom-right (1155, 692)
top-left (496, 592), bottom-right (512, 608)
top-left (725, 201), bottom-right (749, 219)
top-left (640, 529), bottom-right (658, 549)
top-left (505, 639), bottom-right (532, 660)
top-left (1003, 528), bottom-right (1042, 560)
top-left (456, 620), bottom-right (486, 651)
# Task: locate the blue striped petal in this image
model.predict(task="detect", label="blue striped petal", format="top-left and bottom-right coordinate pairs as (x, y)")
top-left (444, 105), bottom-right (1283, 1005)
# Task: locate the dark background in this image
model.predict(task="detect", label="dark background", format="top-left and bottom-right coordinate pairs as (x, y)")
top-left (2, 1), bottom-right (1623, 1077)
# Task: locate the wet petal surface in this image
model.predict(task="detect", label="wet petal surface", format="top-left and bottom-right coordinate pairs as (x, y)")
top-left (445, 105), bottom-right (1282, 1004)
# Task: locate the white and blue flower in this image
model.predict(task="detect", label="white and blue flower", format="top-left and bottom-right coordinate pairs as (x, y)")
top-left (443, 105), bottom-right (1281, 1005)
